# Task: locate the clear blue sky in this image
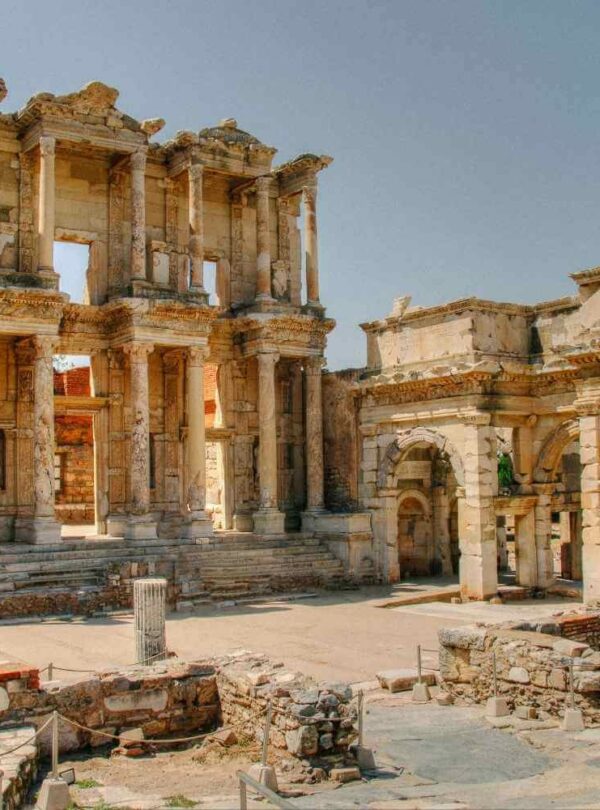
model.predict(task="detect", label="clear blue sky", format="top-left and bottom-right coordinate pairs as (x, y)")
top-left (3, 0), bottom-right (600, 369)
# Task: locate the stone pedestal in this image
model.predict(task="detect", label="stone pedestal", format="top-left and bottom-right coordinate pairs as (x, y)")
top-left (36, 777), bottom-right (71, 810)
top-left (133, 577), bottom-right (167, 665)
top-left (486, 696), bottom-right (509, 717)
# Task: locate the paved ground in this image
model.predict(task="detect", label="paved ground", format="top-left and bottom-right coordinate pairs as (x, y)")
top-left (292, 694), bottom-right (600, 809)
top-left (0, 586), bottom-right (579, 684)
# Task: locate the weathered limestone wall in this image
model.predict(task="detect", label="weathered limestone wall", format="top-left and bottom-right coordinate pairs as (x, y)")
top-left (0, 653), bottom-right (358, 762)
top-left (439, 614), bottom-right (600, 722)
top-left (215, 651), bottom-right (357, 758)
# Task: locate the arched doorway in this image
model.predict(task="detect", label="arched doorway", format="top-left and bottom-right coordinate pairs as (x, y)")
top-left (397, 491), bottom-right (432, 576)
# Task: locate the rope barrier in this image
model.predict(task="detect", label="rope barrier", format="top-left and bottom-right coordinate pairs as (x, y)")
top-left (40, 647), bottom-right (174, 677)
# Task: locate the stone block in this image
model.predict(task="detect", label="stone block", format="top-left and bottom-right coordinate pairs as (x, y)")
top-left (507, 667), bottom-right (530, 684)
top-left (104, 689), bottom-right (167, 713)
top-left (330, 766), bottom-right (361, 783)
top-left (247, 763), bottom-right (278, 793)
top-left (376, 669), bottom-right (436, 693)
top-left (411, 682), bottom-right (431, 703)
top-left (562, 708), bottom-right (585, 732)
top-left (515, 705), bottom-right (538, 720)
top-left (552, 639), bottom-right (590, 657)
top-left (438, 625), bottom-right (488, 651)
top-left (486, 696), bottom-right (509, 717)
top-left (36, 778), bottom-right (71, 810)
top-left (285, 725), bottom-right (318, 756)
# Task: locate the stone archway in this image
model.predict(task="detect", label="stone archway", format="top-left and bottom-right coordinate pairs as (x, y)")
top-left (533, 419), bottom-right (579, 484)
top-left (378, 427), bottom-right (465, 490)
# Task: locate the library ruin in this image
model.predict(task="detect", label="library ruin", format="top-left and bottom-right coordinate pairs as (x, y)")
top-left (0, 79), bottom-right (599, 613)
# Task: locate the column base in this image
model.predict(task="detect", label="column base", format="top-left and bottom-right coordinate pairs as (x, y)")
top-left (301, 509), bottom-right (328, 532)
top-left (15, 516), bottom-right (61, 545)
top-left (233, 511), bottom-right (254, 532)
top-left (106, 514), bottom-right (128, 538)
top-left (253, 508), bottom-right (285, 535)
top-left (125, 515), bottom-right (158, 541)
top-left (185, 512), bottom-right (214, 539)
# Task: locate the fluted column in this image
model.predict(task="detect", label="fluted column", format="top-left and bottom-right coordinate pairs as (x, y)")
top-left (185, 345), bottom-right (213, 536)
top-left (188, 161), bottom-right (206, 293)
top-left (303, 182), bottom-right (320, 306)
top-left (130, 150), bottom-right (147, 282)
top-left (254, 350), bottom-right (285, 534)
top-left (304, 356), bottom-right (325, 511)
top-left (38, 136), bottom-right (56, 274)
top-left (123, 343), bottom-right (156, 539)
top-left (255, 176), bottom-right (273, 301)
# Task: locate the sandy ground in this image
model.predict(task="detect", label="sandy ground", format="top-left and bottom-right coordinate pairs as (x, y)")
top-left (0, 586), bottom-right (579, 685)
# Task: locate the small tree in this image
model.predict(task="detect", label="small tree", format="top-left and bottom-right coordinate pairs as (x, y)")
top-left (498, 453), bottom-right (514, 490)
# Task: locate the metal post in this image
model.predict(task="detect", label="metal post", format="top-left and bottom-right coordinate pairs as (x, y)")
top-left (569, 659), bottom-right (575, 708)
top-left (239, 777), bottom-right (247, 810)
top-left (492, 651), bottom-right (498, 697)
top-left (48, 662), bottom-right (53, 681)
top-left (261, 701), bottom-right (272, 766)
top-left (358, 690), bottom-right (364, 747)
top-left (417, 644), bottom-right (422, 684)
top-left (51, 711), bottom-right (59, 778)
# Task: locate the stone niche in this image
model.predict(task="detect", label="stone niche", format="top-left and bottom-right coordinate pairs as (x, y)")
top-left (439, 611), bottom-right (600, 722)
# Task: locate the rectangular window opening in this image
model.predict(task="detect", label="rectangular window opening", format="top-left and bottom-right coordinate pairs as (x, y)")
top-left (54, 241), bottom-right (90, 305)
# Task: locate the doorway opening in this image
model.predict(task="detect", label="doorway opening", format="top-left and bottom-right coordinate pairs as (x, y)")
top-left (53, 357), bottom-right (96, 537)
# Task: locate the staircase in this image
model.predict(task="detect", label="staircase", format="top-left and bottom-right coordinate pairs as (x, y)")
top-left (174, 533), bottom-right (347, 608)
top-left (0, 532), bottom-right (349, 617)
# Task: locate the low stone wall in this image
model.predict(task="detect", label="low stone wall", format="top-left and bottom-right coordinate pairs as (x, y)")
top-left (0, 726), bottom-right (38, 810)
top-left (0, 653), bottom-right (358, 762)
top-left (2, 660), bottom-right (219, 755)
top-left (439, 612), bottom-right (600, 722)
top-left (216, 651), bottom-right (357, 759)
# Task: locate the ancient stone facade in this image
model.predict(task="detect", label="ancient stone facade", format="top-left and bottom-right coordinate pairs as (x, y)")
top-left (323, 273), bottom-right (600, 605)
top-left (0, 80), bottom-right (335, 547)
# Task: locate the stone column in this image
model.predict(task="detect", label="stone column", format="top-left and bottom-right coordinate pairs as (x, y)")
top-left (432, 485), bottom-right (453, 576)
top-left (188, 161), bottom-right (206, 293)
top-left (38, 136), bottom-right (56, 275)
top-left (185, 345), bottom-right (213, 537)
top-left (303, 182), bottom-right (320, 307)
top-left (532, 484), bottom-right (555, 588)
top-left (254, 350), bottom-right (285, 534)
top-left (496, 516), bottom-right (509, 570)
top-left (24, 336), bottom-right (61, 544)
top-left (215, 361), bottom-right (235, 530)
top-left (130, 150), bottom-right (147, 283)
top-left (255, 176), bottom-right (273, 301)
top-left (577, 399), bottom-right (600, 604)
top-left (458, 419), bottom-right (498, 600)
top-left (133, 578), bottom-right (167, 665)
top-left (571, 510), bottom-right (583, 580)
top-left (304, 356), bottom-right (325, 513)
top-left (123, 343), bottom-right (156, 539)
top-left (91, 352), bottom-right (110, 535)
top-left (514, 509), bottom-right (537, 587)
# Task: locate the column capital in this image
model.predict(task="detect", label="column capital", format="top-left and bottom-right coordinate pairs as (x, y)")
top-left (39, 135), bottom-right (56, 157)
top-left (304, 355), bottom-right (325, 375)
top-left (130, 149), bottom-right (147, 172)
top-left (257, 349), bottom-right (279, 368)
top-left (255, 175), bottom-right (271, 193)
top-left (187, 345), bottom-right (210, 366)
top-left (122, 342), bottom-right (154, 363)
top-left (302, 181), bottom-right (318, 202)
top-left (188, 160), bottom-right (204, 180)
top-left (32, 335), bottom-right (58, 359)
